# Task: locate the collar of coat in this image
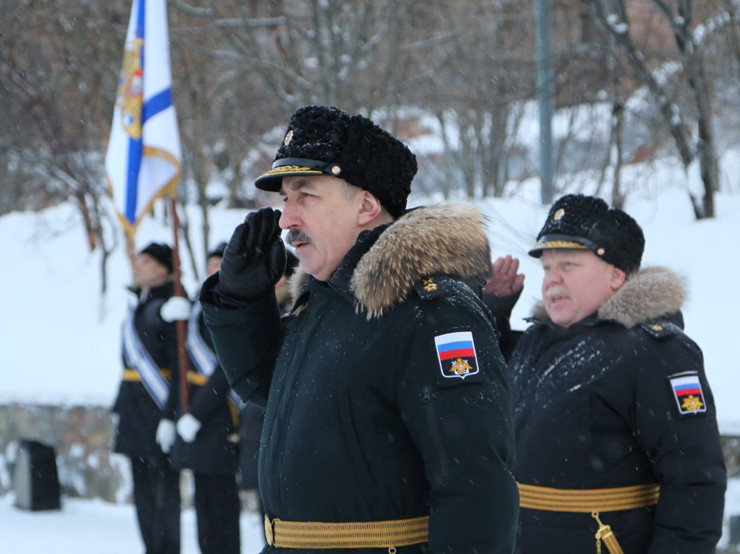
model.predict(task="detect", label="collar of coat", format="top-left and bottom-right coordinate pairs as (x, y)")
top-left (127, 279), bottom-right (175, 302)
top-left (288, 204), bottom-right (492, 319)
top-left (531, 266), bottom-right (686, 329)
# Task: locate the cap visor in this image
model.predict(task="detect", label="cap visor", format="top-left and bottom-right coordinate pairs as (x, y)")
top-left (528, 238), bottom-right (590, 258)
top-left (255, 165), bottom-right (326, 191)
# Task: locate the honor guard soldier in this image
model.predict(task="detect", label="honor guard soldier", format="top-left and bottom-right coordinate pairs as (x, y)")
top-left (112, 242), bottom-right (184, 554)
top-left (484, 194), bottom-right (726, 553)
top-left (170, 242), bottom-right (242, 554)
top-left (199, 105), bottom-right (518, 553)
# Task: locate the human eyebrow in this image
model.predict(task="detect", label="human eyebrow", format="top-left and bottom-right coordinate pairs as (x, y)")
top-left (286, 179), bottom-right (310, 191)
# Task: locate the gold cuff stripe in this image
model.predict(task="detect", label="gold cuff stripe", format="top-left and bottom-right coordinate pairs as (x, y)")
top-left (265, 515), bottom-right (429, 549)
top-left (518, 483), bottom-right (660, 513)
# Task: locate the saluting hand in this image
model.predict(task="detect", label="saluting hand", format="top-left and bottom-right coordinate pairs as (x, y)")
top-left (483, 255), bottom-right (525, 297)
top-left (217, 208), bottom-right (287, 301)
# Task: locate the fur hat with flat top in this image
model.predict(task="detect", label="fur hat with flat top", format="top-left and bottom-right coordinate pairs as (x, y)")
top-left (139, 242), bottom-right (173, 274)
top-left (254, 105), bottom-right (417, 218)
top-left (529, 194), bottom-right (645, 274)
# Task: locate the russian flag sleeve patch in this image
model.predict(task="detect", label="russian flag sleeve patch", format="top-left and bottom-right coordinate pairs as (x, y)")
top-left (668, 372), bottom-right (707, 415)
top-left (435, 331), bottom-right (479, 380)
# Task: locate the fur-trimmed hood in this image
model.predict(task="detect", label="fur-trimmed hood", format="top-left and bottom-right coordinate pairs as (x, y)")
top-left (289, 204), bottom-right (492, 318)
top-left (531, 266), bottom-right (686, 328)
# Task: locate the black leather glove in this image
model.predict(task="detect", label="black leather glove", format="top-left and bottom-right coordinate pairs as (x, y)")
top-left (216, 208), bottom-right (287, 301)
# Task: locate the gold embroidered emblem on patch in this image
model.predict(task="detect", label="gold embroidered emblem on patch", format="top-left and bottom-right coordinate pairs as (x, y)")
top-left (553, 208), bottom-right (565, 221)
top-left (450, 358), bottom-right (473, 376)
top-left (116, 38), bottom-right (144, 140)
top-left (681, 394), bottom-right (704, 412)
top-left (669, 372), bottom-right (707, 416)
top-left (283, 129), bottom-right (294, 146)
top-left (422, 278), bottom-right (437, 292)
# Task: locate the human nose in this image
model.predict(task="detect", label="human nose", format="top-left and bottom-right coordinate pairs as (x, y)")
top-left (279, 200), bottom-right (298, 230)
top-left (543, 267), bottom-right (562, 286)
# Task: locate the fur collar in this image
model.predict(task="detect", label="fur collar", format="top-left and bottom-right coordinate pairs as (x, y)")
top-left (288, 204), bottom-right (492, 318)
top-left (531, 266), bottom-right (686, 328)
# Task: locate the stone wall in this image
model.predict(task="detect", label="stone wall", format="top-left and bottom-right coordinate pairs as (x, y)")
top-left (0, 403), bottom-right (129, 503)
top-left (1, 402), bottom-right (740, 506)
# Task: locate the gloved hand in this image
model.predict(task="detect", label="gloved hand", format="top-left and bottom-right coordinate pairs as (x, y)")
top-left (176, 413), bottom-right (202, 443)
top-left (155, 419), bottom-right (176, 453)
top-left (217, 208), bottom-right (286, 301)
top-left (160, 296), bottom-right (191, 322)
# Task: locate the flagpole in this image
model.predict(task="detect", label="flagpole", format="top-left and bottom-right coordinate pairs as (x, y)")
top-left (105, 0), bottom-right (187, 413)
top-left (170, 196), bottom-right (189, 414)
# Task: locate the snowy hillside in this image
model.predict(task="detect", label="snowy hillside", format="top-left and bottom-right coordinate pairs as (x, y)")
top-left (1, 161), bottom-right (739, 428)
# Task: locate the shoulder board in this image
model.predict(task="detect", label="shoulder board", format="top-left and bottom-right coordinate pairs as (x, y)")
top-left (639, 321), bottom-right (681, 339)
top-left (413, 275), bottom-right (455, 301)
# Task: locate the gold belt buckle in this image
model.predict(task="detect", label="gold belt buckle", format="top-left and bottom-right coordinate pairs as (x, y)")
top-left (264, 514), bottom-right (275, 546)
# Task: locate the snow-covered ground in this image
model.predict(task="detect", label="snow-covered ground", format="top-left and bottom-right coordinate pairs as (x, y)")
top-left (0, 493), bottom-right (265, 553)
top-left (1, 151), bottom-right (740, 550)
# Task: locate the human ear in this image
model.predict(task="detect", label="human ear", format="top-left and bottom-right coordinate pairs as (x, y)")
top-left (610, 266), bottom-right (627, 291)
top-left (357, 191), bottom-right (383, 226)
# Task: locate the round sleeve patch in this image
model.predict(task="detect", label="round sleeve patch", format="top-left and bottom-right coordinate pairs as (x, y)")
top-left (668, 371), bottom-right (707, 415)
top-left (434, 331), bottom-right (479, 380)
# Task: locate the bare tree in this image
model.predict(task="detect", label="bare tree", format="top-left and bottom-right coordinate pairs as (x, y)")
top-left (591, 0), bottom-right (718, 218)
top-left (0, 1), bottom-right (129, 300)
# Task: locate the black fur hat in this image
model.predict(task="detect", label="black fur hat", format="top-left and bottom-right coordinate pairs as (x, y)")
top-left (207, 241), bottom-right (227, 259)
top-left (529, 194), bottom-right (645, 274)
top-left (255, 105), bottom-right (417, 218)
top-left (139, 242), bottom-right (173, 274)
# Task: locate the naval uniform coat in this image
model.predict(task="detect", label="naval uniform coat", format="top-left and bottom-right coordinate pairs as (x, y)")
top-left (113, 281), bottom-right (180, 458)
top-left (506, 267), bottom-right (726, 553)
top-left (200, 205), bottom-right (519, 554)
top-left (170, 304), bottom-right (240, 474)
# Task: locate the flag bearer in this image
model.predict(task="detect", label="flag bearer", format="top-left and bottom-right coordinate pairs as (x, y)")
top-left (113, 242), bottom-right (185, 554)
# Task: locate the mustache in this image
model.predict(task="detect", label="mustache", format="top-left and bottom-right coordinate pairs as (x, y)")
top-left (286, 229), bottom-right (312, 246)
top-left (545, 287), bottom-right (568, 299)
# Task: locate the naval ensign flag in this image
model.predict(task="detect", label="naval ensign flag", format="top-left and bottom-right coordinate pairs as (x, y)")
top-left (105, 0), bottom-right (181, 236)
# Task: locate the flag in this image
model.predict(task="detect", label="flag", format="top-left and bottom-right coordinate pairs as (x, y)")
top-left (105, 0), bottom-right (181, 236)
top-left (434, 331), bottom-right (480, 380)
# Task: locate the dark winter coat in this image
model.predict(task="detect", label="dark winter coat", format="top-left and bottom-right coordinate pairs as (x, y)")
top-left (238, 296), bottom-right (291, 491)
top-left (238, 401), bottom-right (265, 491)
top-left (507, 267), bottom-right (726, 554)
top-left (201, 205), bottom-right (519, 554)
top-left (112, 281), bottom-right (180, 458)
top-left (170, 305), bottom-right (240, 474)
